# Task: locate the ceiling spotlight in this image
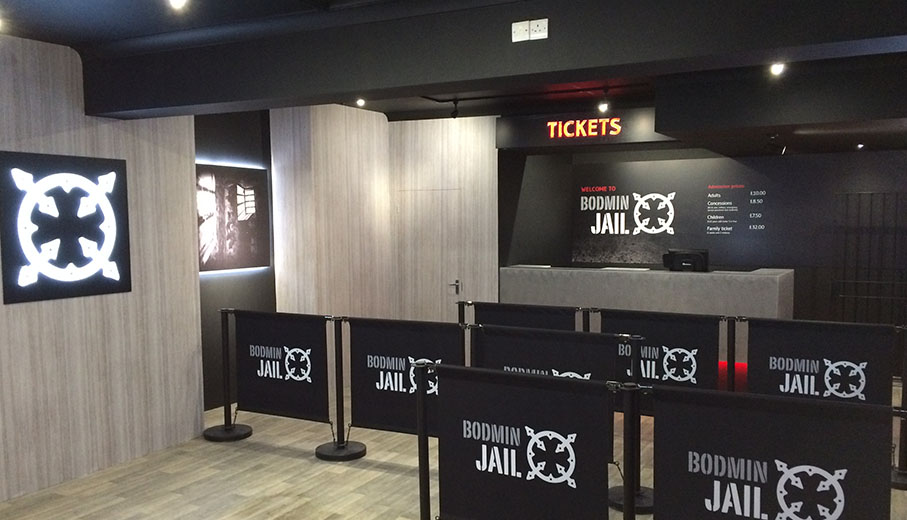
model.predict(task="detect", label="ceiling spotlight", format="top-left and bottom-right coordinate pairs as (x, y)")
top-left (770, 62), bottom-right (786, 76)
top-left (356, 98), bottom-right (366, 107)
top-left (857, 143), bottom-right (865, 150)
top-left (450, 99), bottom-right (459, 119)
top-left (597, 88), bottom-right (610, 113)
top-left (169, 0), bottom-right (188, 10)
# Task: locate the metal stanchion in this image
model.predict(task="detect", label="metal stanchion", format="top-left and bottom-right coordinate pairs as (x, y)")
top-left (581, 307), bottom-right (591, 332)
top-left (414, 360), bottom-right (433, 520)
top-left (458, 301), bottom-right (469, 363)
top-left (608, 335), bottom-right (654, 514)
top-left (204, 308), bottom-right (253, 442)
top-left (623, 382), bottom-right (640, 520)
top-left (725, 316), bottom-right (736, 392)
top-left (893, 326), bottom-right (907, 490)
top-left (316, 317), bottom-right (367, 461)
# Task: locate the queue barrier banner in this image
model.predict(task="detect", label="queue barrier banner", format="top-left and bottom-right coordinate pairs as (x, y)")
top-left (472, 301), bottom-right (577, 331)
top-left (437, 365), bottom-right (611, 520)
top-left (471, 324), bottom-right (620, 382)
top-left (600, 309), bottom-right (721, 390)
top-left (234, 310), bottom-right (330, 422)
top-left (654, 386), bottom-right (891, 519)
top-left (747, 319), bottom-right (895, 405)
top-left (349, 318), bottom-right (464, 436)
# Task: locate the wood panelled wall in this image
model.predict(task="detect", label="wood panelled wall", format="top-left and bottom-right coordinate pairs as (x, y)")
top-left (271, 105), bottom-right (397, 318)
top-left (270, 106), bottom-right (497, 321)
top-left (390, 117), bottom-right (499, 321)
top-left (0, 36), bottom-right (202, 501)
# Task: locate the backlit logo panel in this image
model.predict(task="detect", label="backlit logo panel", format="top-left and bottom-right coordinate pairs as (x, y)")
top-left (0, 151), bottom-right (131, 304)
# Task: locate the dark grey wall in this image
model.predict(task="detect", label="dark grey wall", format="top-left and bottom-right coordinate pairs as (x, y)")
top-left (501, 153), bottom-right (574, 266)
top-left (195, 111), bottom-right (276, 410)
top-left (500, 148), bottom-right (907, 323)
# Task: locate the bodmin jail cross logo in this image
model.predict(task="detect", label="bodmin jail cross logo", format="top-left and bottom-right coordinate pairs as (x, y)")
top-left (775, 460), bottom-right (847, 520)
top-left (470, 421), bottom-right (579, 489)
top-left (662, 346), bottom-right (699, 384)
top-left (525, 427), bottom-right (578, 489)
top-left (254, 345), bottom-right (312, 383)
top-left (11, 168), bottom-right (120, 286)
top-left (408, 357), bottom-right (441, 395)
top-left (822, 359), bottom-right (867, 401)
top-left (632, 192), bottom-right (675, 235)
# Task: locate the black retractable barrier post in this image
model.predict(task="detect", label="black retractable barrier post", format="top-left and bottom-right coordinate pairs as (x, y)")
top-left (725, 316), bottom-right (736, 392)
top-left (414, 360), bottom-right (432, 520)
top-left (894, 326), bottom-right (907, 490)
top-left (316, 317), bottom-right (367, 461)
top-left (623, 383), bottom-right (640, 520)
top-left (458, 300), bottom-right (469, 362)
top-left (204, 309), bottom-right (253, 442)
top-left (608, 335), bottom-right (654, 514)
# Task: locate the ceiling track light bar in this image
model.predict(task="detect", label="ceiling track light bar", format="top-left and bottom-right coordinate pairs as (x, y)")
top-left (420, 82), bottom-right (649, 105)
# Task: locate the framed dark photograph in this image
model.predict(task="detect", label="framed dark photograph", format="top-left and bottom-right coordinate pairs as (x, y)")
top-left (0, 151), bottom-right (131, 304)
top-left (196, 164), bottom-right (271, 272)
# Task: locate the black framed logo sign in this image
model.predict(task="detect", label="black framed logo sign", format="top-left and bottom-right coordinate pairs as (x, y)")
top-left (0, 151), bottom-right (131, 304)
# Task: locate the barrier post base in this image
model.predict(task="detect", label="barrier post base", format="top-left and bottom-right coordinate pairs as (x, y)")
top-left (203, 424), bottom-right (253, 442)
top-left (607, 485), bottom-right (654, 514)
top-left (315, 441), bottom-right (367, 461)
top-left (894, 468), bottom-right (907, 490)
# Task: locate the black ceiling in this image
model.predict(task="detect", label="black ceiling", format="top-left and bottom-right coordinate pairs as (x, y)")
top-left (2, 0), bottom-right (906, 156)
top-left (0, 0), bottom-right (522, 55)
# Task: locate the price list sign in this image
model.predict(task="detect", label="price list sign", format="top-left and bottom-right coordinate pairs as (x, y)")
top-left (704, 183), bottom-right (767, 236)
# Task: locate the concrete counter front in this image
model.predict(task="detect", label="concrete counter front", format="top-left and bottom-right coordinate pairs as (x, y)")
top-left (500, 266), bottom-right (794, 319)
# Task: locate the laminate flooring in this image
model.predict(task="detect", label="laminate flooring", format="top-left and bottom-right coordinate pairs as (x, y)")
top-left (1, 386), bottom-right (905, 519)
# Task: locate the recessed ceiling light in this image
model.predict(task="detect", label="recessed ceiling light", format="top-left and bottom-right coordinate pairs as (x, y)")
top-left (770, 63), bottom-right (786, 76)
top-left (597, 102), bottom-right (609, 113)
top-left (169, 0), bottom-right (188, 10)
top-left (857, 143), bottom-right (865, 150)
top-left (356, 98), bottom-right (366, 107)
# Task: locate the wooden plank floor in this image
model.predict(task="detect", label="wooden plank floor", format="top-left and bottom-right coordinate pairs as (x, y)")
top-left (1, 387), bottom-right (905, 519)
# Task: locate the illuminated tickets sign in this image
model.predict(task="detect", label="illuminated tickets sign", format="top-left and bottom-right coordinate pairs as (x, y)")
top-left (495, 107), bottom-right (673, 149)
top-left (0, 151), bottom-right (131, 304)
top-left (546, 118), bottom-right (622, 139)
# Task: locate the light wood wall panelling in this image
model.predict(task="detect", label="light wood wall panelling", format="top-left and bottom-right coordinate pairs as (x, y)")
top-left (389, 117), bottom-right (498, 322)
top-left (270, 107), bottom-right (318, 313)
top-left (0, 35), bottom-right (202, 501)
top-left (271, 105), bottom-right (397, 319)
top-left (270, 109), bottom-right (496, 323)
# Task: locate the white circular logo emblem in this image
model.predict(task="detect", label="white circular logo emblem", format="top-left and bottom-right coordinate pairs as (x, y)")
top-left (632, 192), bottom-right (675, 235)
top-left (408, 357), bottom-right (441, 395)
top-left (525, 427), bottom-right (578, 489)
top-left (775, 459), bottom-right (847, 520)
top-left (551, 369), bottom-right (591, 380)
top-left (12, 169), bottom-right (119, 286)
top-left (661, 346), bottom-right (698, 384)
top-left (283, 347), bottom-right (312, 383)
top-left (822, 359), bottom-right (867, 401)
